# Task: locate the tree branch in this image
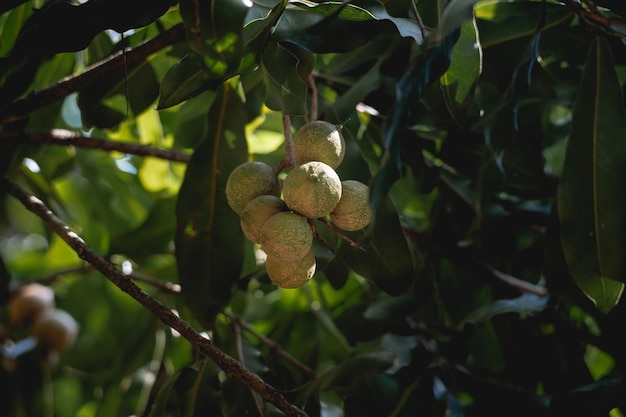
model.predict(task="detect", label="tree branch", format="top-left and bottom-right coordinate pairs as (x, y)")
top-left (0, 129), bottom-right (190, 163)
top-left (0, 177), bottom-right (308, 417)
top-left (0, 23), bottom-right (186, 125)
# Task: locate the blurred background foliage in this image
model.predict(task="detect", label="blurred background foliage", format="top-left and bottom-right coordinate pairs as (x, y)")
top-left (1, 0), bottom-right (626, 416)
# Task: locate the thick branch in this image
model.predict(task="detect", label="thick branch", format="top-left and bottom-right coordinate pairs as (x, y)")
top-left (0, 129), bottom-right (190, 163)
top-left (0, 23), bottom-right (186, 125)
top-left (1, 177), bottom-right (307, 417)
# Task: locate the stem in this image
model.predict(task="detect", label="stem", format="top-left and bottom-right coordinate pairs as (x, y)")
top-left (1, 177), bottom-right (308, 417)
top-left (0, 23), bottom-right (186, 125)
top-left (306, 74), bottom-right (318, 123)
top-left (275, 115), bottom-right (297, 173)
top-left (224, 311), bottom-right (316, 378)
top-left (409, 0), bottom-right (428, 40)
top-left (319, 218), bottom-right (366, 251)
top-left (0, 129), bottom-right (190, 163)
top-left (232, 317), bottom-right (266, 416)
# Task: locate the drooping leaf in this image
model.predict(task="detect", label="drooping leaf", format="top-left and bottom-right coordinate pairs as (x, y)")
top-left (434, 0), bottom-right (478, 44)
top-left (0, 0), bottom-right (174, 105)
top-left (439, 18), bottom-right (482, 112)
top-left (557, 37), bottom-right (626, 313)
top-left (179, 0), bottom-right (250, 75)
top-left (110, 196), bottom-right (177, 256)
top-left (266, 0), bottom-right (423, 53)
top-left (147, 361), bottom-right (224, 417)
top-left (475, 1), bottom-right (573, 48)
top-left (158, 53), bottom-right (219, 109)
top-left (243, 0), bottom-right (289, 67)
top-left (175, 82), bottom-right (248, 329)
top-left (370, 28), bottom-right (460, 215)
top-left (318, 195), bottom-right (414, 296)
top-left (261, 42), bottom-right (309, 116)
top-left (78, 59), bottom-right (160, 128)
top-left (462, 293), bottom-right (550, 326)
top-left (298, 351), bottom-right (396, 402)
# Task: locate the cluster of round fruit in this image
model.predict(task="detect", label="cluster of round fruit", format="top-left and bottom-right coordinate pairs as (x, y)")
top-left (7, 283), bottom-right (79, 356)
top-left (226, 120), bottom-right (372, 289)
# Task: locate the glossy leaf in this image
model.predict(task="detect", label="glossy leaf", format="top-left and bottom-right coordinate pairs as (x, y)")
top-left (557, 37), bottom-right (626, 312)
top-left (147, 361), bottom-right (223, 417)
top-left (261, 42), bottom-right (308, 116)
top-left (298, 351), bottom-right (396, 402)
top-left (110, 196), bottom-right (177, 256)
top-left (475, 2), bottom-right (573, 48)
top-left (175, 82), bottom-right (248, 329)
top-left (158, 53), bottom-right (218, 109)
top-left (320, 196), bottom-right (414, 296)
top-left (78, 59), bottom-right (160, 128)
top-left (439, 18), bottom-right (482, 111)
top-left (243, 0), bottom-right (288, 66)
top-left (369, 29), bottom-right (460, 215)
top-left (179, 0), bottom-right (249, 73)
top-left (267, 0), bottom-right (423, 53)
top-left (462, 293), bottom-right (550, 325)
top-left (434, 0), bottom-right (477, 44)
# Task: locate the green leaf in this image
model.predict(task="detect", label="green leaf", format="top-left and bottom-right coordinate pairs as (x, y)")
top-left (148, 361), bottom-right (223, 417)
top-left (266, 0), bottom-right (422, 53)
top-left (261, 42), bottom-right (308, 116)
top-left (175, 82), bottom-right (248, 329)
top-left (333, 197), bottom-right (414, 296)
top-left (179, 0), bottom-right (249, 73)
top-left (440, 18), bottom-right (482, 110)
top-left (173, 91), bottom-right (217, 149)
top-left (0, 4), bottom-right (32, 57)
top-left (462, 293), bottom-right (550, 326)
top-left (475, 1), bottom-right (573, 48)
top-left (110, 196), bottom-right (177, 256)
top-left (298, 351), bottom-right (396, 401)
top-left (78, 59), bottom-right (160, 128)
top-left (243, 0), bottom-right (288, 68)
top-left (157, 53), bottom-right (218, 109)
top-left (557, 37), bottom-right (626, 313)
top-left (434, 0), bottom-right (478, 44)
top-left (370, 28), bottom-right (460, 214)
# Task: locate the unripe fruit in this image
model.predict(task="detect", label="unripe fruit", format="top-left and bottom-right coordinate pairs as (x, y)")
top-left (240, 195), bottom-right (286, 244)
top-left (282, 161), bottom-right (342, 219)
top-left (31, 308), bottom-right (78, 352)
top-left (266, 250), bottom-right (316, 288)
top-left (8, 283), bottom-right (55, 326)
top-left (225, 161), bottom-right (280, 215)
top-left (260, 212), bottom-right (313, 262)
top-left (294, 121), bottom-right (346, 169)
top-left (330, 180), bottom-right (373, 231)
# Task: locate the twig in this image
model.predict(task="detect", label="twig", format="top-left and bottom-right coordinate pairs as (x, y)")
top-left (0, 23), bottom-right (186, 125)
top-left (0, 129), bottom-right (191, 162)
top-left (306, 74), bottom-right (318, 123)
top-left (319, 218), bottom-right (366, 251)
top-left (127, 271), bottom-right (182, 294)
top-left (0, 177), bottom-right (308, 417)
top-left (486, 266), bottom-right (549, 298)
top-left (275, 115), bottom-right (297, 172)
top-left (562, 0), bottom-right (626, 30)
top-left (409, 0), bottom-right (428, 40)
top-left (224, 311), bottom-right (317, 378)
top-left (231, 315), bottom-right (267, 416)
